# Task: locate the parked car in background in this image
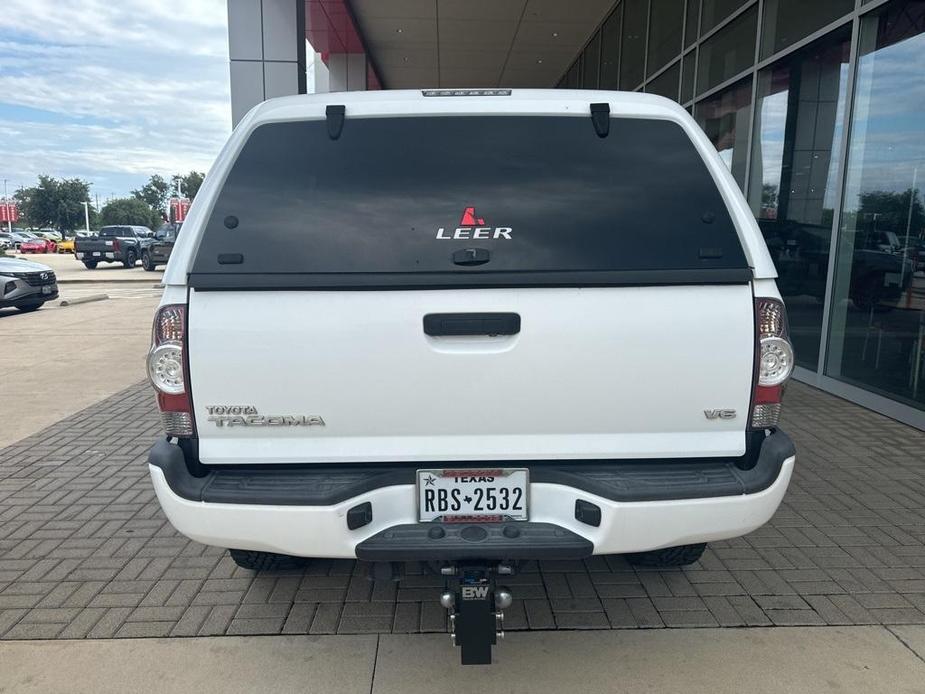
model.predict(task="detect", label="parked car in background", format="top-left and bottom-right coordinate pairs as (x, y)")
top-left (19, 237), bottom-right (57, 254)
top-left (142, 223), bottom-right (181, 271)
top-left (0, 233), bottom-right (11, 251)
top-left (56, 237), bottom-right (76, 253)
top-left (74, 225), bottom-right (152, 268)
top-left (0, 256), bottom-right (58, 312)
top-left (34, 230), bottom-right (63, 242)
top-left (8, 231), bottom-right (38, 250)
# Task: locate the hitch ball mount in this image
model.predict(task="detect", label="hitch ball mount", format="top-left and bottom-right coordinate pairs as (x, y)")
top-left (440, 562), bottom-right (514, 665)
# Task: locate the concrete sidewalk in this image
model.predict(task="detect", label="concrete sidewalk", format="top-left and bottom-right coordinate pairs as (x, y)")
top-left (1, 627), bottom-right (923, 693)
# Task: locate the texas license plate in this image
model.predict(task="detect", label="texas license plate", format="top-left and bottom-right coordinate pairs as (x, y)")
top-left (41, 285), bottom-right (52, 294)
top-left (93, 251), bottom-right (101, 257)
top-left (417, 468), bottom-right (528, 522)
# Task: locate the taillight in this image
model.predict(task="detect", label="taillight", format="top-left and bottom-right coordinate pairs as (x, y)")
top-left (147, 304), bottom-right (194, 437)
top-left (750, 298), bottom-right (794, 429)
top-left (112, 238), bottom-right (120, 252)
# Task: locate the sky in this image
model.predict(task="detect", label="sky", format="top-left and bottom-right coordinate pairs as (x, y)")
top-left (0, 0), bottom-right (231, 204)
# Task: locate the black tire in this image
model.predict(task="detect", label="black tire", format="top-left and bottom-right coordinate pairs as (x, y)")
top-left (228, 549), bottom-right (308, 571)
top-left (142, 252), bottom-right (157, 271)
top-left (626, 543), bottom-right (707, 567)
top-left (83, 261), bottom-right (98, 269)
top-left (15, 303), bottom-right (43, 313)
top-left (123, 249), bottom-right (138, 268)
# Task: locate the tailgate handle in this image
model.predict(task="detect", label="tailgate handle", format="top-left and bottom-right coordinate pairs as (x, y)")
top-left (423, 313), bottom-right (520, 337)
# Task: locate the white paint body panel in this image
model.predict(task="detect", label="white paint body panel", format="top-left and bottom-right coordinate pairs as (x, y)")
top-left (188, 285), bottom-right (755, 464)
top-left (150, 456), bottom-right (794, 558)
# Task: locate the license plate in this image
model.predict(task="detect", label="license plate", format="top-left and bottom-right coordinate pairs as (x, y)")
top-left (417, 468), bottom-right (528, 522)
top-left (93, 251), bottom-right (101, 257)
top-left (41, 285), bottom-right (52, 294)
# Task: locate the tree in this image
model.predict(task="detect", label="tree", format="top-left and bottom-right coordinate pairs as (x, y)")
top-left (857, 188), bottom-right (925, 239)
top-left (132, 174), bottom-right (171, 213)
top-left (100, 198), bottom-right (159, 227)
top-left (172, 171), bottom-right (205, 200)
top-left (14, 175), bottom-right (94, 235)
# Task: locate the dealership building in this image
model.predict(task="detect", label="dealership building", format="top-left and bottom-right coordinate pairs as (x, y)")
top-left (226, 0), bottom-right (925, 429)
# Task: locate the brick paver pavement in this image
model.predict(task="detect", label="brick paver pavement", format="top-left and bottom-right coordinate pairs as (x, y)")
top-left (1, 382), bottom-right (924, 639)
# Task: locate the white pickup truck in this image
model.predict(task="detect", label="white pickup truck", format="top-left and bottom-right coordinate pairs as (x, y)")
top-left (147, 89), bottom-right (795, 664)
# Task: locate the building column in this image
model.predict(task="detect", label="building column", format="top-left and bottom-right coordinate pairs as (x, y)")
top-left (227, 0), bottom-right (307, 126)
top-left (328, 53), bottom-right (368, 92)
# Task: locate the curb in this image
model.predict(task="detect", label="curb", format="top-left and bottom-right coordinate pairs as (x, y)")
top-left (60, 294), bottom-right (109, 307)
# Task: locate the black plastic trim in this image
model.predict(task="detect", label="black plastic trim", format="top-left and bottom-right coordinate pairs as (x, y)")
top-left (187, 268), bottom-right (754, 291)
top-left (325, 104), bottom-right (345, 140)
top-left (347, 502), bottom-right (373, 530)
top-left (148, 430), bottom-right (794, 506)
top-left (590, 102), bottom-right (610, 138)
top-left (423, 312), bottom-right (520, 336)
top-left (355, 522), bottom-right (593, 561)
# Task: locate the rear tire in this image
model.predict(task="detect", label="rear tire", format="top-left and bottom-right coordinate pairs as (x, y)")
top-left (83, 261), bottom-right (98, 269)
top-left (123, 250), bottom-right (138, 268)
top-left (228, 549), bottom-right (308, 572)
top-left (626, 543), bottom-right (706, 567)
top-left (142, 252), bottom-right (157, 271)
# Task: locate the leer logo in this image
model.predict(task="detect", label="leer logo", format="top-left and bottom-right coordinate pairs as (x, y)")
top-left (436, 207), bottom-right (512, 240)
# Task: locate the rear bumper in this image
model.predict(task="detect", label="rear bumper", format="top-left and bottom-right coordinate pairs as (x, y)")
top-left (76, 251), bottom-right (120, 261)
top-left (0, 285), bottom-right (58, 307)
top-left (149, 431), bottom-right (795, 560)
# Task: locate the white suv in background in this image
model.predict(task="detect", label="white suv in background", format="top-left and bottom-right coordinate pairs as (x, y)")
top-left (146, 90), bottom-right (795, 664)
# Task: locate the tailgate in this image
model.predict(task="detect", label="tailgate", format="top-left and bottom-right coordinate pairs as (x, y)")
top-left (188, 285), bottom-right (754, 464)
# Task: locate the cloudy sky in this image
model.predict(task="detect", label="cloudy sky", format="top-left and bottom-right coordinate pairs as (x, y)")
top-left (0, 0), bottom-right (230, 203)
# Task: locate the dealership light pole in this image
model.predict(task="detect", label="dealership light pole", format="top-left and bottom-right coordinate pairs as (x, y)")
top-left (82, 202), bottom-right (90, 235)
top-left (2, 179), bottom-right (10, 233)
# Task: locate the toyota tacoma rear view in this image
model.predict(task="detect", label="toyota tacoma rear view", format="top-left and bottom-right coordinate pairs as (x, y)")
top-left (146, 90), bottom-right (796, 664)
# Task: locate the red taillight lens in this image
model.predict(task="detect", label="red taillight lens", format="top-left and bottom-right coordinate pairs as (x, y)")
top-left (750, 298), bottom-right (794, 429)
top-left (112, 238), bottom-right (120, 252)
top-left (147, 304), bottom-right (194, 437)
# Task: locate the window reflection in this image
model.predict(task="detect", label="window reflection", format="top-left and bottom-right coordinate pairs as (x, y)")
top-left (827, 0), bottom-right (925, 409)
top-left (694, 77), bottom-right (752, 188)
top-left (697, 6), bottom-right (758, 94)
top-left (748, 28), bottom-right (851, 369)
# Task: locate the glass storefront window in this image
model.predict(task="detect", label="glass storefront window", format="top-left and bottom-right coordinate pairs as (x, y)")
top-left (685, 0), bottom-right (700, 47)
top-left (647, 60), bottom-right (681, 99)
top-left (760, 0), bottom-right (854, 59)
top-left (621, 0), bottom-right (648, 89)
top-left (827, 0), bottom-right (925, 410)
top-left (694, 76), bottom-right (752, 188)
top-left (697, 6), bottom-right (757, 94)
top-left (582, 31), bottom-right (602, 88)
top-left (747, 27), bottom-right (851, 370)
top-left (648, 0), bottom-right (685, 76)
top-left (600, 6), bottom-right (623, 90)
top-left (681, 50), bottom-right (696, 102)
top-left (700, 0), bottom-right (749, 35)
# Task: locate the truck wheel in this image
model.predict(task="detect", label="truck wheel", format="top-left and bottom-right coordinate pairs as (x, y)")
top-left (123, 250), bottom-right (138, 268)
top-left (228, 549), bottom-right (308, 571)
top-left (83, 261), bottom-right (98, 269)
top-left (626, 543), bottom-right (706, 567)
top-left (142, 252), bottom-right (157, 271)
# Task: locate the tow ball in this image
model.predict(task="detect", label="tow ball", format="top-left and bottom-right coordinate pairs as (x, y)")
top-left (439, 563), bottom-right (514, 665)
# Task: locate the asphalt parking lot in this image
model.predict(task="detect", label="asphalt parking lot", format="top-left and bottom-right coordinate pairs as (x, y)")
top-left (0, 251), bottom-right (162, 447)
